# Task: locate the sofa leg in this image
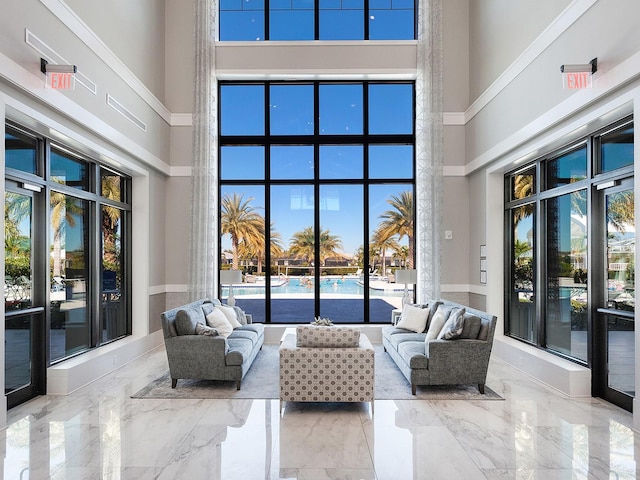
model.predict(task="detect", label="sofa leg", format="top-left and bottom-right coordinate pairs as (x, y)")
top-left (478, 383), bottom-right (485, 394)
top-left (383, 346), bottom-right (387, 352)
top-left (411, 383), bottom-right (416, 395)
top-left (236, 380), bottom-right (241, 390)
top-left (171, 378), bottom-right (177, 389)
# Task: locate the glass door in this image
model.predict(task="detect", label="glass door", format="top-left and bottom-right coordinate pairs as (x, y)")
top-left (594, 181), bottom-right (634, 411)
top-left (5, 184), bottom-right (46, 408)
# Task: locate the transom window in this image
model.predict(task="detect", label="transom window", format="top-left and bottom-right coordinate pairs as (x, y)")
top-left (219, 0), bottom-right (416, 41)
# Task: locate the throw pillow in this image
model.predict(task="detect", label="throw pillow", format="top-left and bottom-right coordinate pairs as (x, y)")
top-left (460, 314), bottom-right (482, 339)
top-left (195, 322), bottom-right (218, 336)
top-left (425, 305), bottom-right (453, 341)
top-left (217, 305), bottom-right (242, 329)
top-left (206, 309), bottom-right (233, 338)
top-left (396, 304), bottom-right (430, 333)
top-left (438, 307), bottom-right (466, 340)
top-left (175, 307), bottom-right (205, 336)
top-left (232, 306), bottom-right (248, 325)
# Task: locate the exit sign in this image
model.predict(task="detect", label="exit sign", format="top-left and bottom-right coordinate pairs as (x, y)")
top-left (562, 71), bottom-right (592, 89)
top-left (47, 72), bottom-right (75, 90)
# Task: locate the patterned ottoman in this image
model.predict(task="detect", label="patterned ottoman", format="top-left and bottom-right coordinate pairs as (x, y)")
top-left (279, 325), bottom-right (375, 413)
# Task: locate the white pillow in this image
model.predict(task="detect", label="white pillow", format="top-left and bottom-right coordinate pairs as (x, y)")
top-left (217, 305), bottom-right (242, 329)
top-left (425, 306), bottom-right (451, 341)
top-left (396, 304), bottom-right (430, 333)
top-left (206, 309), bottom-right (233, 338)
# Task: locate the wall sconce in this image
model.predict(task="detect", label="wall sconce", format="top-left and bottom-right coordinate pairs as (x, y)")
top-left (395, 269), bottom-right (417, 306)
top-left (560, 58), bottom-right (597, 89)
top-left (220, 270), bottom-right (243, 306)
top-left (41, 58), bottom-right (77, 90)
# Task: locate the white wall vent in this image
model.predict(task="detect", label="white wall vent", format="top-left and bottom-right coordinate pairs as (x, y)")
top-left (106, 94), bottom-right (147, 132)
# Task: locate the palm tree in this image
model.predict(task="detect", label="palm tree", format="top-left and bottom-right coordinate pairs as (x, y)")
top-left (240, 221), bottom-right (285, 275)
top-left (220, 193), bottom-right (264, 270)
top-left (5, 192), bottom-right (31, 256)
top-left (377, 191), bottom-right (414, 268)
top-left (101, 174), bottom-right (122, 270)
top-left (50, 192), bottom-right (83, 278)
top-left (512, 174), bottom-right (535, 225)
top-left (289, 226), bottom-right (343, 266)
top-left (371, 228), bottom-right (400, 276)
top-left (608, 191), bottom-right (634, 232)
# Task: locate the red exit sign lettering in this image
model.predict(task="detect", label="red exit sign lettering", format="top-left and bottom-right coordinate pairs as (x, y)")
top-left (563, 71), bottom-right (592, 89)
top-left (48, 72), bottom-right (75, 90)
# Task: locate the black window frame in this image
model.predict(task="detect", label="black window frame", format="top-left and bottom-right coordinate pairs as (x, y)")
top-left (219, 80), bottom-right (416, 323)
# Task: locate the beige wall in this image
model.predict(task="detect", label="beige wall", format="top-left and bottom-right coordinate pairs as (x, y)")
top-left (468, 0), bottom-right (571, 100)
top-left (64, 0), bottom-right (167, 102)
top-left (466, 0), bottom-right (640, 164)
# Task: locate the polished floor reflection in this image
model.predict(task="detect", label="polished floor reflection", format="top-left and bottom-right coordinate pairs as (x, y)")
top-left (4, 344), bottom-right (639, 479)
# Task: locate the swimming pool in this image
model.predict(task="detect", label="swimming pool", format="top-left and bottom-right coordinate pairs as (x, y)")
top-left (223, 277), bottom-right (404, 297)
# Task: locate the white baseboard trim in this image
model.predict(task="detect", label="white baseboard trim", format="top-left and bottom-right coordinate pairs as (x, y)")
top-left (492, 336), bottom-right (591, 398)
top-left (47, 330), bottom-right (164, 395)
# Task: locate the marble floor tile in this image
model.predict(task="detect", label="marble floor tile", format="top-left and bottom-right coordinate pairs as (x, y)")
top-left (3, 346), bottom-right (640, 480)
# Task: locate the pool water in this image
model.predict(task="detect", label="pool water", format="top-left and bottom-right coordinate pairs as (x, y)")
top-left (224, 277), bottom-right (403, 297)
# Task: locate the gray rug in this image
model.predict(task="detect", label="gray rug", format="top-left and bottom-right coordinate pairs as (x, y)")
top-left (132, 344), bottom-right (503, 401)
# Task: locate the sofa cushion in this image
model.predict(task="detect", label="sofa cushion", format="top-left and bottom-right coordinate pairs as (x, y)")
top-left (425, 305), bottom-right (453, 340)
top-left (396, 303), bottom-right (431, 333)
top-left (175, 306), bottom-right (206, 336)
top-left (206, 309), bottom-right (233, 338)
top-left (296, 325), bottom-right (360, 348)
top-left (387, 331), bottom-right (427, 351)
top-left (217, 305), bottom-right (243, 328)
top-left (226, 338), bottom-right (253, 366)
top-left (228, 328), bottom-right (258, 344)
top-left (195, 322), bottom-right (218, 336)
top-left (460, 314), bottom-right (482, 339)
top-left (397, 341), bottom-right (429, 369)
top-left (438, 307), bottom-right (466, 340)
top-left (237, 323), bottom-right (262, 334)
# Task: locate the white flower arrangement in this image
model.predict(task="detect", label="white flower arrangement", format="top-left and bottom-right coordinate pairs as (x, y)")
top-left (311, 316), bottom-right (334, 326)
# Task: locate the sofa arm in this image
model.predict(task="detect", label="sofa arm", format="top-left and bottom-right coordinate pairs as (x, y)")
top-left (164, 335), bottom-right (228, 377)
top-left (425, 339), bottom-right (492, 381)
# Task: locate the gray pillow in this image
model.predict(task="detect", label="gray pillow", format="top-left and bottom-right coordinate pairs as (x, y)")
top-left (195, 322), bottom-right (218, 336)
top-left (460, 314), bottom-right (482, 339)
top-left (175, 306), bottom-right (206, 336)
top-left (437, 307), bottom-right (466, 340)
top-left (201, 302), bottom-right (215, 317)
top-left (232, 306), bottom-right (248, 325)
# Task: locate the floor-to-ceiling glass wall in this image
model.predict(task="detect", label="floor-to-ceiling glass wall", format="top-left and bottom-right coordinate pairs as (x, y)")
top-left (504, 117), bottom-right (634, 411)
top-left (4, 122), bottom-right (132, 408)
top-left (219, 81), bottom-right (415, 323)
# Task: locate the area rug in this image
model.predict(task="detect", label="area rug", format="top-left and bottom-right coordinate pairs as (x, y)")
top-left (132, 344), bottom-right (503, 401)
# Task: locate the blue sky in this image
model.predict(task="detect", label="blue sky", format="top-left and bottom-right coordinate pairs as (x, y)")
top-left (220, 82), bottom-right (413, 259)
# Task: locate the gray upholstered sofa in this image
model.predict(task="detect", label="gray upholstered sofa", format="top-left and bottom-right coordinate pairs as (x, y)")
top-left (382, 299), bottom-right (497, 395)
top-left (160, 298), bottom-right (264, 389)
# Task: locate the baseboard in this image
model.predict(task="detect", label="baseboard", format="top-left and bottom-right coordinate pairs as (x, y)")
top-left (493, 336), bottom-right (591, 397)
top-left (47, 330), bottom-right (164, 395)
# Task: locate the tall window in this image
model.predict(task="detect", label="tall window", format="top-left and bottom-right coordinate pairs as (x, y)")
top-left (5, 123), bottom-right (132, 364)
top-left (505, 118), bottom-right (633, 364)
top-left (219, 0), bottom-right (415, 41)
top-left (219, 81), bottom-right (415, 323)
